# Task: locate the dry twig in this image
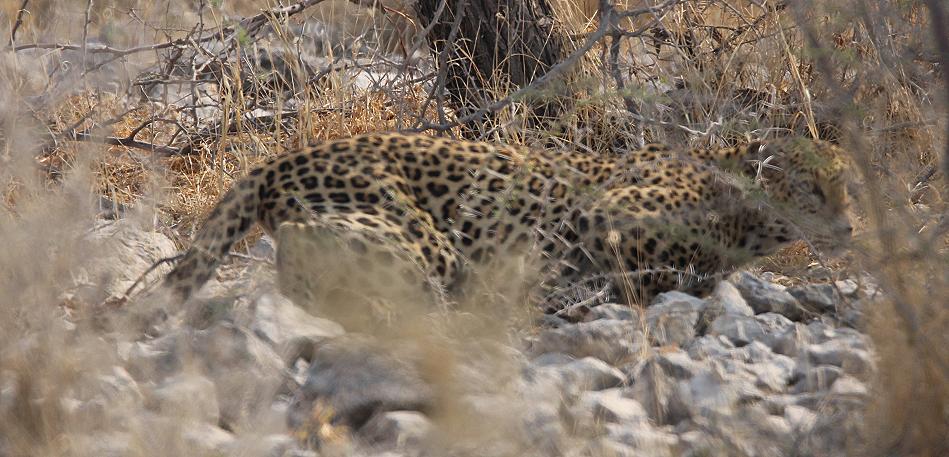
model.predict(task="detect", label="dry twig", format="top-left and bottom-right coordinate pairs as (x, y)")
top-left (8, 0), bottom-right (29, 47)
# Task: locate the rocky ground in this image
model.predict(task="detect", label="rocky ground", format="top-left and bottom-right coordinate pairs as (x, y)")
top-left (6, 2), bottom-right (945, 455)
top-left (31, 219), bottom-right (879, 457)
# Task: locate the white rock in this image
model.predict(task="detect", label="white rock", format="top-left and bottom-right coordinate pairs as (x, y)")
top-left (830, 375), bottom-right (868, 397)
top-left (761, 394), bottom-right (796, 415)
top-left (603, 423), bottom-right (679, 456)
top-left (529, 352), bottom-right (574, 367)
top-left (807, 321), bottom-right (869, 348)
top-left (360, 410), bottom-right (433, 448)
top-left (148, 374), bottom-right (220, 423)
top-left (626, 351), bottom-right (707, 424)
top-left (839, 300), bottom-right (867, 328)
top-left (75, 220), bottom-right (178, 300)
top-left (520, 402), bottom-right (569, 454)
top-left (687, 335), bottom-right (736, 360)
top-left (730, 272), bottom-right (803, 320)
top-left (123, 331), bottom-right (181, 375)
top-left (763, 414), bottom-right (793, 437)
top-left (651, 350), bottom-right (704, 379)
top-left (793, 392), bottom-right (830, 410)
top-left (791, 365), bottom-right (842, 393)
top-left (708, 315), bottom-right (766, 346)
top-left (766, 322), bottom-right (811, 357)
top-left (597, 440), bottom-right (641, 457)
top-left (250, 292), bottom-right (345, 361)
top-left (528, 356), bottom-right (626, 394)
top-left (586, 303), bottom-right (639, 322)
top-left (675, 368), bottom-right (756, 420)
top-left (742, 359), bottom-right (795, 392)
top-left (250, 234), bottom-right (277, 259)
top-left (687, 405), bottom-right (795, 456)
top-left (739, 341), bottom-right (780, 364)
top-left (241, 434), bottom-right (300, 457)
top-left (560, 357), bottom-right (627, 391)
top-left (677, 430), bottom-right (725, 456)
top-left (646, 292), bottom-right (707, 347)
top-left (532, 319), bottom-right (645, 365)
top-left (66, 366), bottom-right (146, 425)
top-left (804, 320), bottom-right (839, 344)
top-left (755, 312), bottom-right (796, 340)
top-left (713, 281), bottom-right (754, 315)
top-left (626, 364), bottom-right (679, 423)
top-left (595, 396), bottom-right (648, 424)
top-left (788, 283), bottom-right (840, 313)
top-left (289, 336), bottom-right (433, 430)
top-left (575, 389), bottom-right (648, 425)
top-left (182, 422), bottom-right (236, 455)
top-left (733, 342), bottom-right (797, 390)
top-left (59, 431), bottom-right (134, 457)
top-left (784, 405), bottom-right (817, 432)
top-left (701, 281), bottom-right (754, 327)
top-left (192, 322), bottom-right (286, 431)
top-left (806, 339), bottom-right (874, 376)
top-left (834, 279), bottom-right (859, 297)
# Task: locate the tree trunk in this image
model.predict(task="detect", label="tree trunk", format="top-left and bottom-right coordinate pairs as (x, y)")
top-left (415, 0), bottom-right (568, 128)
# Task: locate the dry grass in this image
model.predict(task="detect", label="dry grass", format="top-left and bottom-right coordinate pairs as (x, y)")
top-left (0, 0), bottom-right (947, 455)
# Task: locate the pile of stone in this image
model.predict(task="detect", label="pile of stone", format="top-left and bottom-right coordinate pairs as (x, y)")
top-left (39, 223), bottom-right (878, 457)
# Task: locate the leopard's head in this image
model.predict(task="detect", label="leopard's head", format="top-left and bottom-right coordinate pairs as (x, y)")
top-left (752, 137), bottom-right (854, 255)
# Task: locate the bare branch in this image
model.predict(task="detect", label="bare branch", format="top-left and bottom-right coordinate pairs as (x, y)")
top-left (64, 130), bottom-right (183, 156)
top-left (8, 0), bottom-right (29, 47)
top-left (81, 0), bottom-right (93, 72)
top-left (922, 0), bottom-right (949, 184)
top-left (412, 0), bottom-right (683, 133)
top-left (10, 0), bottom-right (329, 56)
top-left (124, 254), bottom-right (185, 298)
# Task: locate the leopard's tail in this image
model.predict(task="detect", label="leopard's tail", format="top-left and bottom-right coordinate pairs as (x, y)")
top-left (162, 178), bottom-right (261, 302)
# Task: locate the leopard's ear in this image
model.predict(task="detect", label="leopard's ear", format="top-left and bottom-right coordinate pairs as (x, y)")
top-left (744, 140), bottom-right (787, 161)
top-left (743, 140), bottom-right (787, 186)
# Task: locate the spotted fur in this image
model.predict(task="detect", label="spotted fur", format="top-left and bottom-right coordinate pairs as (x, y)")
top-left (162, 133), bottom-right (852, 306)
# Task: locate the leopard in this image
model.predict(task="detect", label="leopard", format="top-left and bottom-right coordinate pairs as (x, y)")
top-left (160, 132), bottom-right (853, 312)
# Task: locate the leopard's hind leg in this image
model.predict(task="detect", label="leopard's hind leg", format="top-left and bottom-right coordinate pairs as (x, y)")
top-left (275, 212), bottom-right (458, 331)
